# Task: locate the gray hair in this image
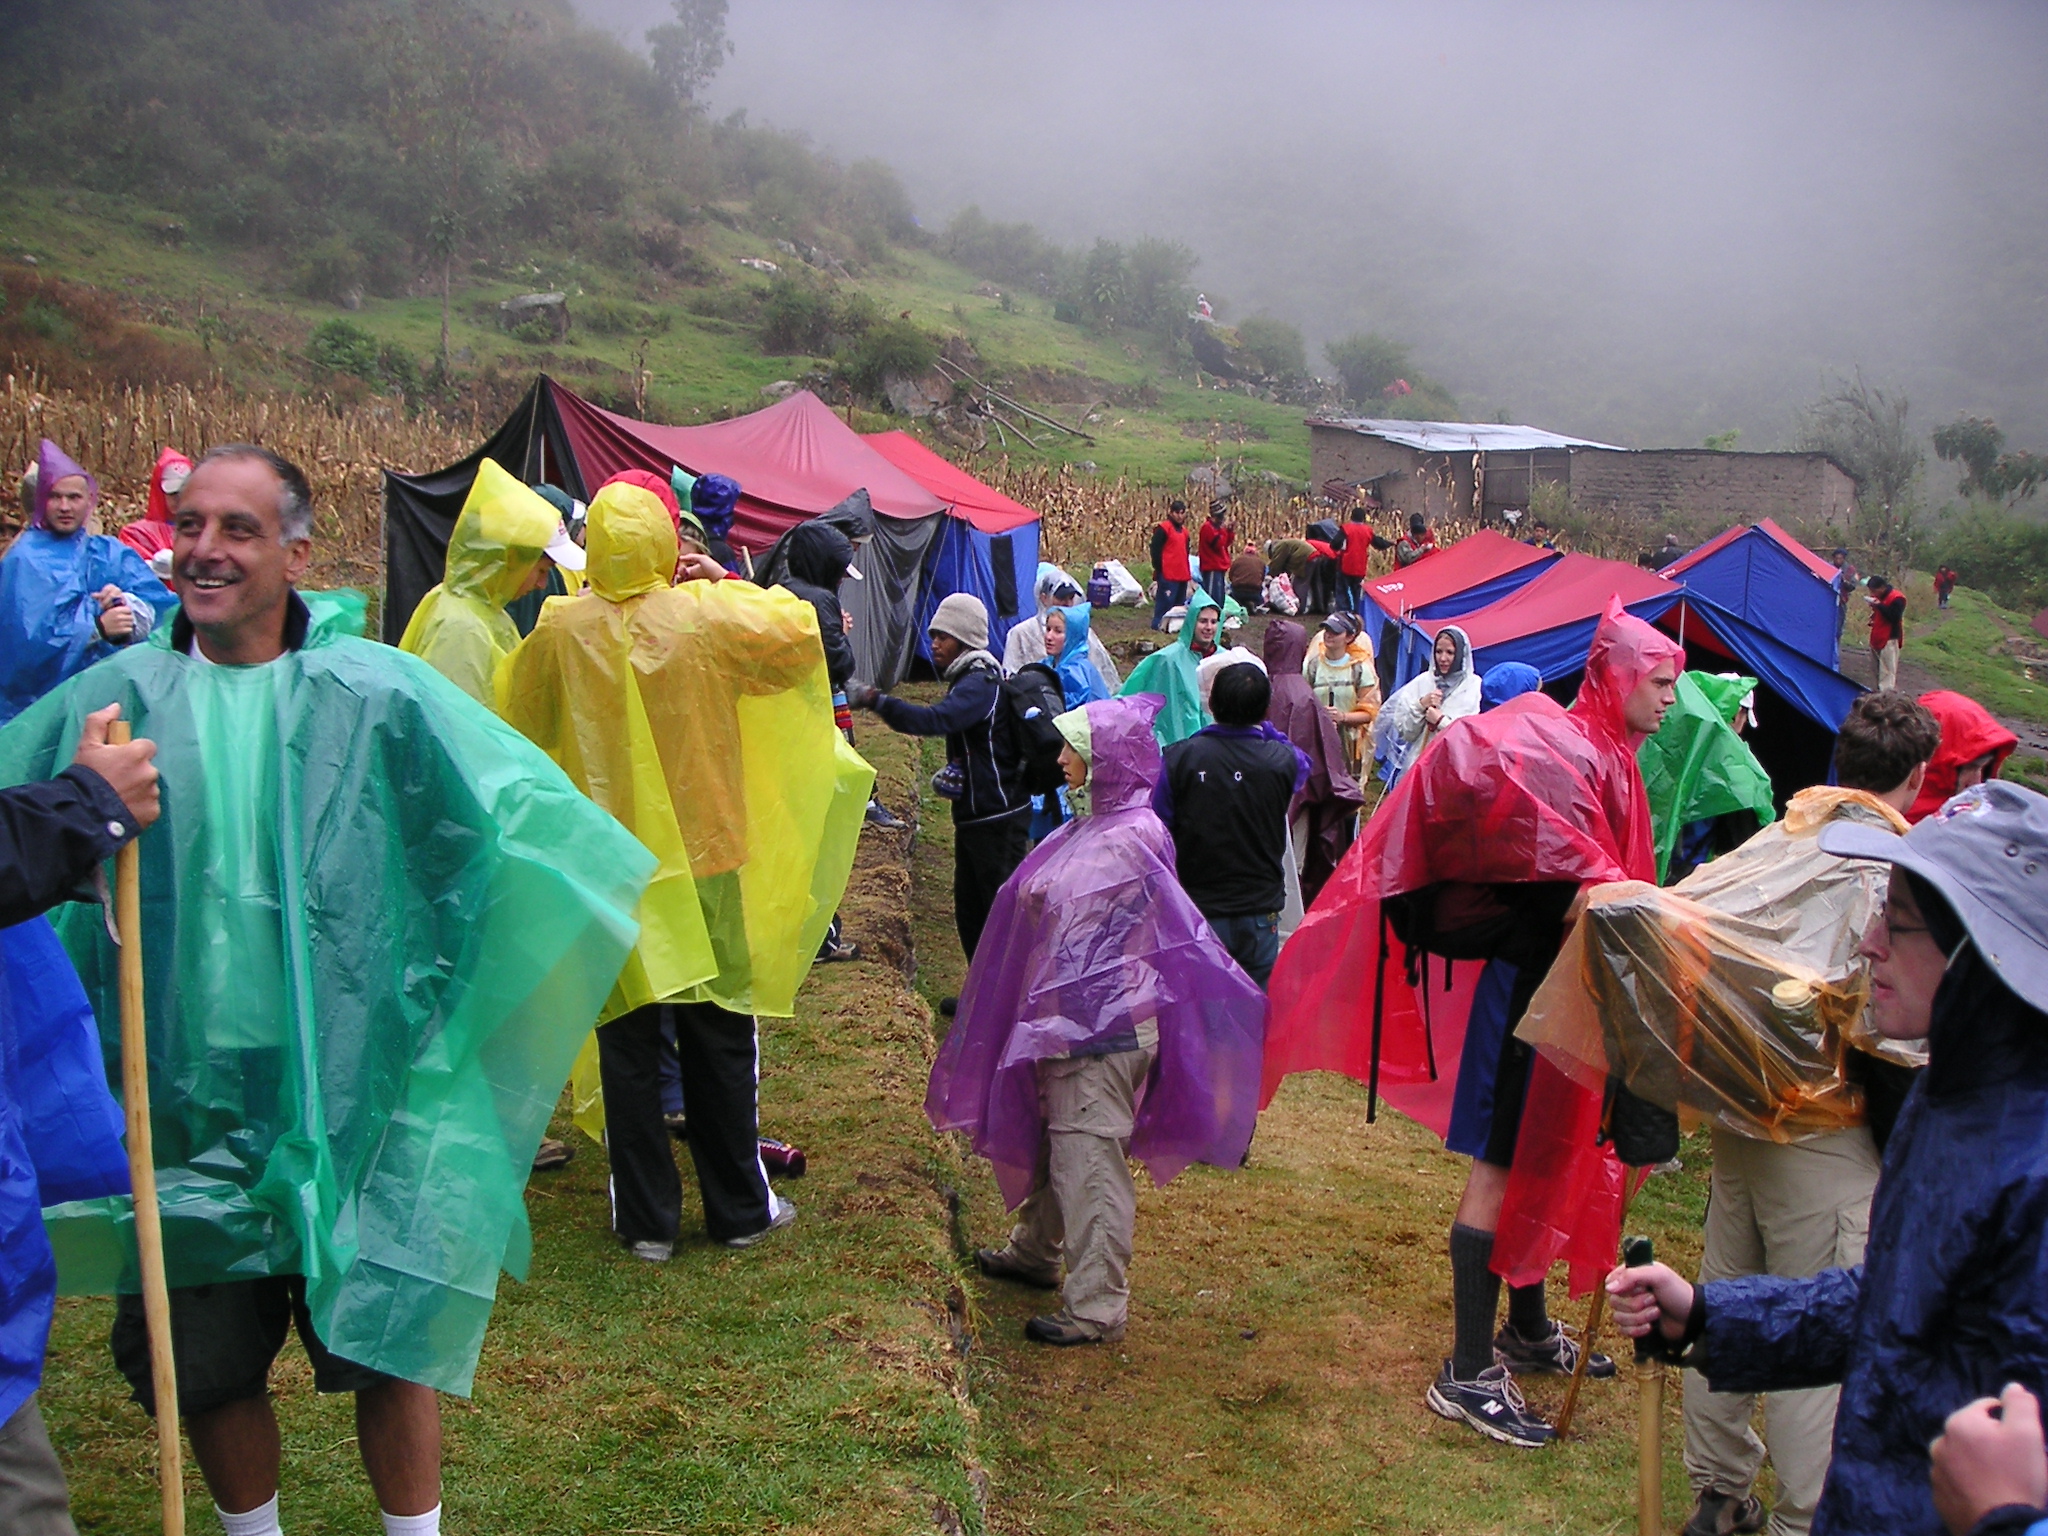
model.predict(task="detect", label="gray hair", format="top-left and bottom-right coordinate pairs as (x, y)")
top-left (197, 443), bottom-right (314, 543)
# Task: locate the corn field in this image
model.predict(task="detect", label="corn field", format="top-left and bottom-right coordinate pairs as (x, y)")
top-left (1, 373), bottom-right (476, 591)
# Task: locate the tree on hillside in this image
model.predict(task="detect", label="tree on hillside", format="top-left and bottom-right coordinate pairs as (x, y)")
top-left (1124, 237), bottom-right (1198, 333)
top-left (1933, 415), bottom-right (2047, 505)
top-left (1325, 332), bottom-right (1411, 406)
top-left (649, 0), bottom-right (733, 107)
top-left (378, 0), bottom-right (511, 372)
top-left (1236, 315), bottom-right (1307, 381)
top-left (1800, 372), bottom-right (1923, 573)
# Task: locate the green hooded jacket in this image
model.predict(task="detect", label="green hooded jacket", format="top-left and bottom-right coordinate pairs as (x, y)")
top-left (1639, 670), bottom-right (1777, 882)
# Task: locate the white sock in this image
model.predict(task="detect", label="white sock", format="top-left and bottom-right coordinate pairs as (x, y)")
top-left (216, 1494), bottom-right (283, 1536)
top-left (381, 1505), bottom-right (442, 1536)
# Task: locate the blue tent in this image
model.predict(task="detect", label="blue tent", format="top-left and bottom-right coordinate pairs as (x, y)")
top-left (1660, 519), bottom-right (1843, 670)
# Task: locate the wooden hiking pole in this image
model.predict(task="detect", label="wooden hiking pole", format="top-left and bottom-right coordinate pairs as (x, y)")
top-left (110, 718), bottom-right (185, 1536)
top-left (1555, 1177), bottom-right (1643, 1439)
top-left (1623, 1234), bottom-right (1662, 1536)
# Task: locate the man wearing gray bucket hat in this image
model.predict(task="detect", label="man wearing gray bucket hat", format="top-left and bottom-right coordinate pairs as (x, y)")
top-left (1608, 779), bottom-right (2048, 1535)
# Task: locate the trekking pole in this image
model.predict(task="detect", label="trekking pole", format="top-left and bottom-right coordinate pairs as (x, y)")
top-left (1555, 1177), bottom-right (1642, 1439)
top-left (110, 718), bottom-right (184, 1536)
top-left (1623, 1234), bottom-right (1661, 1536)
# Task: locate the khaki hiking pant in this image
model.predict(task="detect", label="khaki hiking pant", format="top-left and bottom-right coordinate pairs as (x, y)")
top-left (1004, 1045), bottom-right (1157, 1329)
top-left (1684, 1125), bottom-right (1880, 1536)
top-left (1874, 641), bottom-right (1900, 692)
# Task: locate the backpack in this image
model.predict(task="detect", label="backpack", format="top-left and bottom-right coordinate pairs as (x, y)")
top-left (1001, 662), bottom-right (1070, 797)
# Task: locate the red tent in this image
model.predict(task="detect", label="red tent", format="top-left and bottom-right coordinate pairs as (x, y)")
top-left (548, 386), bottom-right (946, 552)
top-left (862, 431), bottom-right (1037, 533)
top-left (1411, 553), bottom-right (1681, 676)
top-left (1360, 529), bottom-right (1559, 624)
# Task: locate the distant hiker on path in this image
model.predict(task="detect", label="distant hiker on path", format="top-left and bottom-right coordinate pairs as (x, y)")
top-left (1934, 564), bottom-right (1958, 609)
top-left (1866, 575), bottom-right (1905, 692)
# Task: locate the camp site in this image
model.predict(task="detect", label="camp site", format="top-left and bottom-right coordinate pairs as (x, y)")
top-left (4, 4), bottom-right (2048, 1534)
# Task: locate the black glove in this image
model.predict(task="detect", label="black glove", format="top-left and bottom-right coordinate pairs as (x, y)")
top-left (845, 683), bottom-right (880, 710)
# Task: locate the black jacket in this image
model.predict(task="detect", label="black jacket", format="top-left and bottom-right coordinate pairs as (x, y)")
top-left (0, 767), bottom-right (134, 927)
top-left (871, 658), bottom-right (1030, 826)
top-left (1152, 725), bottom-right (1307, 919)
top-left (777, 522), bottom-right (857, 690)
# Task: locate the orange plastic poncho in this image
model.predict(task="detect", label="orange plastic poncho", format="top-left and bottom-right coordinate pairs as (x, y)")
top-left (495, 480), bottom-right (873, 1024)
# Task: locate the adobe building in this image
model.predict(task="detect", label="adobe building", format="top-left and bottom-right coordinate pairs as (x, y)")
top-left (1308, 416), bottom-right (1857, 530)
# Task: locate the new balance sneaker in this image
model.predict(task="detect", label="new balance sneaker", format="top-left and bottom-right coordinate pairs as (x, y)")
top-left (1495, 1320), bottom-right (1617, 1379)
top-left (1683, 1490), bottom-right (1767, 1536)
top-left (1425, 1360), bottom-right (1556, 1449)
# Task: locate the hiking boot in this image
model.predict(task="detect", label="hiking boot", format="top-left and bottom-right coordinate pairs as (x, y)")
top-left (1024, 1309), bottom-right (1125, 1347)
top-left (1425, 1360), bottom-right (1556, 1449)
top-left (1495, 1319), bottom-right (1616, 1379)
top-left (975, 1246), bottom-right (1060, 1288)
top-left (1683, 1490), bottom-right (1767, 1536)
top-left (817, 936), bottom-right (860, 962)
top-left (864, 798), bottom-right (905, 829)
top-left (531, 1137), bottom-right (573, 1171)
top-left (722, 1193), bottom-right (797, 1249)
top-left (625, 1239), bottom-right (673, 1263)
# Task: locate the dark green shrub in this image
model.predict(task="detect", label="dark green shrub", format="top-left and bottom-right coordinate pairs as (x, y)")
top-left (839, 319), bottom-right (937, 395)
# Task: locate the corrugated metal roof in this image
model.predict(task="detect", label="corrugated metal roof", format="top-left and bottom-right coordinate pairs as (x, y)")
top-left (1306, 417), bottom-right (1626, 454)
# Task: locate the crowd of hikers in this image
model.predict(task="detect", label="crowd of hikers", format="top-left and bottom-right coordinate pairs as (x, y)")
top-left (0, 449), bottom-right (2042, 1536)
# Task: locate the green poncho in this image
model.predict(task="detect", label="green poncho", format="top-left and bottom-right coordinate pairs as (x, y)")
top-left (1639, 670), bottom-right (1778, 882)
top-left (0, 590), bottom-right (653, 1394)
top-left (1117, 586), bottom-right (1222, 745)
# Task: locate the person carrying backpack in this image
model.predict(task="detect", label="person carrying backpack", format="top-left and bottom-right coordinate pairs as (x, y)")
top-left (851, 595), bottom-right (1034, 976)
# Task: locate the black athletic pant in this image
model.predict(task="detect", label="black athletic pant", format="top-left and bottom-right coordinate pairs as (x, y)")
top-left (953, 811), bottom-right (1030, 962)
top-left (596, 1000), bottom-right (771, 1245)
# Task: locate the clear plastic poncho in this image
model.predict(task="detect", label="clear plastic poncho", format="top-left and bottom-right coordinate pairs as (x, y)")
top-left (1639, 670), bottom-right (1777, 882)
top-left (1118, 586), bottom-right (1220, 745)
top-left (495, 480), bottom-right (873, 1024)
top-left (0, 592), bottom-right (655, 1394)
top-left (397, 459), bottom-right (561, 705)
top-left (924, 695), bottom-right (1267, 1208)
top-left (1515, 788), bottom-right (1918, 1144)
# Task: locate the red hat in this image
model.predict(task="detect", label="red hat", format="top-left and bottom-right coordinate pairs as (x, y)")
top-left (599, 470), bottom-right (680, 526)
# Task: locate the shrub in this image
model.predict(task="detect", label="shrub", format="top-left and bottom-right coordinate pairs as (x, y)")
top-left (1236, 315), bottom-right (1307, 381)
top-left (307, 318), bottom-right (417, 393)
top-left (581, 298), bottom-right (671, 337)
top-left (839, 318), bottom-right (937, 396)
top-left (297, 236), bottom-right (364, 304)
top-left (1934, 505), bottom-right (2048, 613)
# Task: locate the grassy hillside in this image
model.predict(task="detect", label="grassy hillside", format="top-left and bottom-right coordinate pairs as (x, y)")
top-left (0, 179), bottom-right (1310, 488)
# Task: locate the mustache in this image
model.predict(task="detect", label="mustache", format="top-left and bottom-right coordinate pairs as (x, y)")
top-left (174, 561), bottom-right (243, 583)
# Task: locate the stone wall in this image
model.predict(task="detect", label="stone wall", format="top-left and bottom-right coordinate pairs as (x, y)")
top-left (1568, 449), bottom-right (1856, 528)
top-left (1308, 425), bottom-right (1475, 527)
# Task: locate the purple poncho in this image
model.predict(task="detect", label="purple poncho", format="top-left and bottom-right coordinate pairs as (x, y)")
top-left (924, 694), bottom-right (1268, 1209)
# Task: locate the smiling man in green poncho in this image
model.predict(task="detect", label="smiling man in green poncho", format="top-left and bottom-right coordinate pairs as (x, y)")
top-left (0, 446), bottom-right (653, 1536)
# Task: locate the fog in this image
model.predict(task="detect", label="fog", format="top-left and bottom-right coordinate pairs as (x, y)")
top-left (574, 0), bottom-right (2048, 453)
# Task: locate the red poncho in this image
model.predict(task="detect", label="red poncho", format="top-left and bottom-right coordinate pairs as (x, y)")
top-left (1908, 691), bottom-right (2018, 823)
top-left (1263, 599), bottom-right (1680, 1292)
top-left (114, 446), bottom-right (190, 562)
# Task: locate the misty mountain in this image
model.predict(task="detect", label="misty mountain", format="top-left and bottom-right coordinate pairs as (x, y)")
top-left (577, 0), bottom-right (2048, 453)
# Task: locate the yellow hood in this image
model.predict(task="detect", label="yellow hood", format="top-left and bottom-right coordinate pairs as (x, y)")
top-left (585, 481), bottom-right (678, 602)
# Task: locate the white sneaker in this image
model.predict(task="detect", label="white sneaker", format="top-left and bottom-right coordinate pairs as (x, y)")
top-left (723, 1194), bottom-right (796, 1250)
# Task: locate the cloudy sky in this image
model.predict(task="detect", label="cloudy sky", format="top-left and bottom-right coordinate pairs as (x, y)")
top-left (574, 1), bottom-right (2048, 455)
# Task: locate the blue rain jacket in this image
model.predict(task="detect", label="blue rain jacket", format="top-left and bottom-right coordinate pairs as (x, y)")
top-left (1697, 946), bottom-right (2048, 1534)
top-left (0, 529), bottom-right (174, 725)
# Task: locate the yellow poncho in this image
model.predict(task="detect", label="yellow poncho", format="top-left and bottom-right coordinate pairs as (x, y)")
top-left (495, 480), bottom-right (873, 1025)
top-left (397, 459), bottom-right (561, 703)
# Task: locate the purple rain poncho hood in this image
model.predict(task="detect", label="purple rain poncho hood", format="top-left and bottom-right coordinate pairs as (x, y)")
top-left (924, 694), bottom-right (1268, 1209)
top-left (32, 439), bottom-right (96, 531)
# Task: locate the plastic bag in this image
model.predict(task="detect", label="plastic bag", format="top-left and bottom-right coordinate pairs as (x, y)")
top-left (1099, 558), bottom-right (1145, 604)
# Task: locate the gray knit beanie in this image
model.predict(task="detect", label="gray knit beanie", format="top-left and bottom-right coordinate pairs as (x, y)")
top-left (929, 592), bottom-right (990, 651)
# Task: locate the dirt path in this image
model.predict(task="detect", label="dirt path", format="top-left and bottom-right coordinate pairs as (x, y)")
top-left (1839, 634), bottom-right (2048, 756)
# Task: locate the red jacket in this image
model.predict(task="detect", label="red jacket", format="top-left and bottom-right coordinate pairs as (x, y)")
top-left (1197, 518), bottom-right (1233, 573)
top-left (1869, 590), bottom-right (1905, 649)
top-left (1153, 519), bottom-right (1192, 582)
top-left (1338, 522), bottom-right (1374, 577)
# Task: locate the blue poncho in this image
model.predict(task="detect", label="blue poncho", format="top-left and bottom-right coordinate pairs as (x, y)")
top-left (0, 528), bottom-right (174, 726)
